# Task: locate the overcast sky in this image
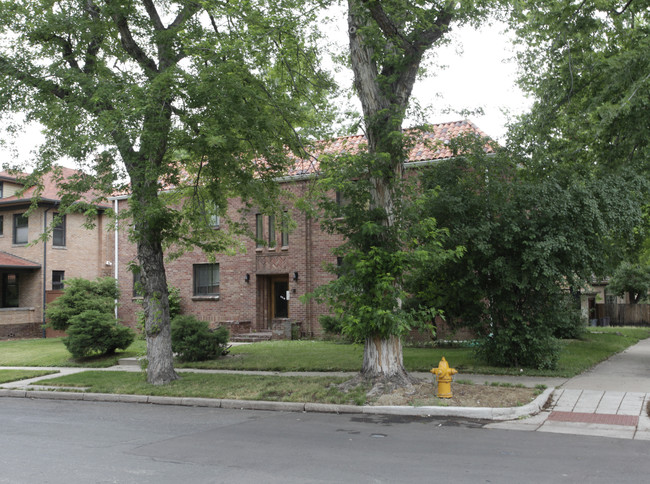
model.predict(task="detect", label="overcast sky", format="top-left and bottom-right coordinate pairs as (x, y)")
top-left (0, 17), bottom-right (530, 170)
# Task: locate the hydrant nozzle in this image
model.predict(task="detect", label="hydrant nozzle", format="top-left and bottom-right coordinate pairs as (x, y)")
top-left (430, 356), bottom-right (457, 398)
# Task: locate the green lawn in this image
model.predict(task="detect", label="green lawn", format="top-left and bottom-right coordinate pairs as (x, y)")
top-left (179, 327), bottom-right (650, 378)
top-left (39, 371), bottom-right (369, 405)
top-left (0, 369), bottom-right (57, 384)
top-left (0, 327), bottom-right (648, 378)
top-left (0, 338), bottom-right (146, 367)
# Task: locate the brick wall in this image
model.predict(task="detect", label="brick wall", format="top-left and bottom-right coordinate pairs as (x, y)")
top-left (0, 206), bottom-right (111, 338)
top-left (115, 180), bottom-right (343, 336)
top-left (0, 321), bottom-right (42, 339)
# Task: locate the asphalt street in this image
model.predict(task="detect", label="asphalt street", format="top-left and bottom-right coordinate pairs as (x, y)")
top-left (1, 398), bottom-right (649, 484)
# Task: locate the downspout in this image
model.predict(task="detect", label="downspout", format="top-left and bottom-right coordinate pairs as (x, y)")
top-left (42, 207), bottom-right (53, 338)
top-left (114, 198), bottom-right (119, 319)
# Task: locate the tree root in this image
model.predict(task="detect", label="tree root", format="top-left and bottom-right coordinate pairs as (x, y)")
top-left (338, 371), bottom-right (422, 399)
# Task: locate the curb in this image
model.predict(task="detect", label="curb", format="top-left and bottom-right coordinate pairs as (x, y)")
top-left (0, 386), bottom-right (554, 421)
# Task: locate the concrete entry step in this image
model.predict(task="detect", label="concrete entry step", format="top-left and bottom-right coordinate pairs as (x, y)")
top-left (117, 357), bottom-right (145, 367)
top-left (230, 332), bottom-right (273, 343)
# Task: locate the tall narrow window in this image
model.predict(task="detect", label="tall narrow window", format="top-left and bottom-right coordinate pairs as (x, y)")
top-left (132, 271), bottom-right (143, 297)
top-left (13, 214), bottom-right (28, 244)
top-left (52, 271), bottom-right (65, 290)
top-left (335, 190), bottom-right (350, 207)
top-left (2, 273), bottom-right (19, 307)
top-left (0, 215), bottom-right (4, 236)
top-left (202, 201), bottom-right (220, 228)
top-left (194, 263), bottom-right (220, 296)
top-left (52, 214), bottom-right (66, 247)
top-left (255, 214), bottom-right (264, 248)
top-left (268, 215), bottom-right (276, 248)
top-left (0, 181), bottom-right (4, 198)
top-left (281, 212), bottom-right (289, 247)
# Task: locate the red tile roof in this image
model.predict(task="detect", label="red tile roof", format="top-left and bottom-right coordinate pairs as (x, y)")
top-left (0, 166), bottom-right (109, 208)
top-left (286, 120), bottom-right (490, 177)
top-left (106, 120), bottom-right (491, 198)
top-left (0, 251), bottom-right (41, 269)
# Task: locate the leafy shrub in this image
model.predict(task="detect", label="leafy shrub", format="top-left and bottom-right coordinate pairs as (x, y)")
top-left (476, 321), bottom-right (560, 370)
top-left (64, 310), bottom-right (135, 358)
top-left (46, 277), bottom-right (119, 331)
top-left (551, 294), bottom-right (585, 339)
top-left (171, 315), bottom-right (229, 362)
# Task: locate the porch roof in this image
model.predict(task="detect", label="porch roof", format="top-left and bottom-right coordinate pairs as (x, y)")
top-left (0, 251), bottom-right (41, 270)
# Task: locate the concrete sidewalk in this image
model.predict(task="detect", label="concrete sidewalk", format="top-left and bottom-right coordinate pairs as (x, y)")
top-left (487, 337), bottom-right (650, 440)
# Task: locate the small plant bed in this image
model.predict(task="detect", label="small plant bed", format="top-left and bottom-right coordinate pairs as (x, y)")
top-left (34, 371), bottom-right (370, 405)
top-left (370, 381), bottom-right (545, 408)
top-left (34, 370), bottom-right (546, 407)
top-left (0, 370), bottom-right (58, 384)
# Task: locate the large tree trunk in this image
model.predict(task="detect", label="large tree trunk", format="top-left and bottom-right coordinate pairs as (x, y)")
top-left (138, 235), bottom-right (178, 385)
top-left (361, 335), bottom-right (412, 386)
top-left (348, 2), bottom-right (407, 383)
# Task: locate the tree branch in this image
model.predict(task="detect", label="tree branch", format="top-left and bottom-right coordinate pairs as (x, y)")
top-left (169, 2), bottom-right (201, 31)
top-left (105, 0), bottom-right (158, 76)
top-left (612, 0), bottom-right (635, 15)
top-left (0, 55), bottom-right (71, 101)
top-left (359, 0), bottom-right (412, 52)
top-left (83, 1), bottom-right (105, 74)
top-left (142, 0), bottom-right (165, 31)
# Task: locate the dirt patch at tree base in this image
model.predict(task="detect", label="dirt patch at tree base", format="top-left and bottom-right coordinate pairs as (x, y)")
top-left (369, 381), bottom-right (540, 408)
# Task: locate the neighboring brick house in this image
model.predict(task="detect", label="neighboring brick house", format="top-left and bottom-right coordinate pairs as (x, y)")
top-left (113, 120), bottom-right (488, 338)
top-left (0, 168), bottom-right (113, 339)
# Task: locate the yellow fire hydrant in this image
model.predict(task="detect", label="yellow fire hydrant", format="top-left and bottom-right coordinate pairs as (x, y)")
top-left (430, 357), bottom-right (457, 398)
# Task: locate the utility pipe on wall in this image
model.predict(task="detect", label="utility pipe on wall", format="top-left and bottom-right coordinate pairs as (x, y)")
top-left (114, 198), bottom-right (119, 319)
top-left (42, 207), bottom-right (53, 338)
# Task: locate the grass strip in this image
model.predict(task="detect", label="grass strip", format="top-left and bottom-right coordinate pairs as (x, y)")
top-left (1, 327), bottom-right (648, 377)
top-left (37, 371), bottom-right (370, 405)
top-left (0, 370), bottom-right (57, 384)
top-left (0, 338), bottom-right (146, 368)
top-left (178, 327), bottom-right (650, 377)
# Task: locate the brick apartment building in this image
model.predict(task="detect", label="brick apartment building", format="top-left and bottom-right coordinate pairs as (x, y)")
top-left (0, 168), bottom-right (113, 339)
top-left (113, 120), bottom-right (487, 338)
top-left (0, 121), bottom-right (486, 340)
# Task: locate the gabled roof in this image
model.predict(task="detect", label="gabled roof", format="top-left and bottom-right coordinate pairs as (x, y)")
top-left (0, 251), bottom-right (41, 270)
top-left (0, 166), bottom-right (109, 208)
top-left (110, 120), bottom-right (491, 198)
top-left (286, 120), bottom-right (489, 177)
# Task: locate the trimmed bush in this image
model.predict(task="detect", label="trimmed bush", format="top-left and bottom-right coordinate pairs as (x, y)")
top-left (64, 310), bottom-right (135, 359)
top-left (46, 277), bottom-right (119, 331)
top-left (171, 315), bottom-right (229, 362)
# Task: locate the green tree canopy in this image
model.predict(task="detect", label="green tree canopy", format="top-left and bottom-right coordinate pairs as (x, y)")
top-left (607, 262), bottom-right (650, 304)
top-left (410, 136), bottom-right (644, 368)
top-left (508, 0), bottom-right (650, 176)
top-left (0, 0), bottom-right (334, 384)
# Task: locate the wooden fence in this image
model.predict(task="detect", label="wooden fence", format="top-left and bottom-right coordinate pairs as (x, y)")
top-left (596, 304), bottom-right (650, 326)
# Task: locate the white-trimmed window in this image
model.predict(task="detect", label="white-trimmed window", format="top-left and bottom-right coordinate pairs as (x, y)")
top-left (52, 271), bottom-right (65, 290)
top-left (13, 214), bottom-right (28, 244)
top-left (52, 214), bottom-right (66, 247)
